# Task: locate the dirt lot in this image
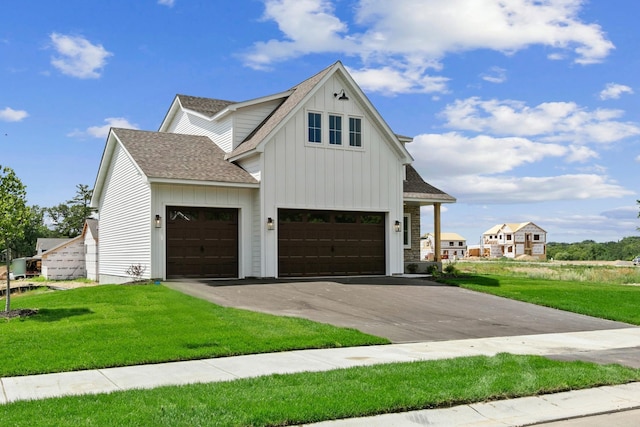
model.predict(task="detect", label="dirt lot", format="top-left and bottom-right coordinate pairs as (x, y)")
top-left (0, 265), bottom-right (97, 291)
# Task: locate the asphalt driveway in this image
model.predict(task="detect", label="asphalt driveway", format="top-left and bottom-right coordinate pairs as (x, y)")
top-left (166, 276), bottom-right (632, 343)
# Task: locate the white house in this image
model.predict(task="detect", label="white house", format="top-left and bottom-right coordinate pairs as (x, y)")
top-left (91, 61), bottom-right (455, 283)
top-left (482, 222), bottom-right (547, 260)
top-left (421, 232), bottom-right (467, 260)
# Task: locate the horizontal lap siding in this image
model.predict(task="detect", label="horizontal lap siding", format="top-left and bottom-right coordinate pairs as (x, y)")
top-left (169, 111), bottom-right (233, 152)
top-left (99, 144), bottom-right (151, 282)
top-left (233, 100), bottom-right (283, 150)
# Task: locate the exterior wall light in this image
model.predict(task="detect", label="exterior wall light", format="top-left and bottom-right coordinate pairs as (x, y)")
top-left (333, 89), bottom-right (349, 100)
top-left (155, 214), bottom-right (162, 228)
top-left (267, 217), bottom-right (275, 230)
top-left (394, 220), bottom-right (401, 233)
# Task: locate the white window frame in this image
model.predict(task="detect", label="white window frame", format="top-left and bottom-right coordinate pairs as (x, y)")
top-left (403, 214), bottom-right (411, 249)
top-left (328, 114), bottom-right (342, 146)
top-left (307, 111), bottom-right (322, 144)
top-left (348, 116), bottom-right (363, 148)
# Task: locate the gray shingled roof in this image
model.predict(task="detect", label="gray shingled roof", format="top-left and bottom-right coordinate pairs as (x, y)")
top-left (404, 165), bottom-right (456, 201)
top-left (176, 94), bottom-right (235, 117)
top-left (112, 128), bottom-right (258, 185)
top-left (228, 63), bottom-right (336, 159)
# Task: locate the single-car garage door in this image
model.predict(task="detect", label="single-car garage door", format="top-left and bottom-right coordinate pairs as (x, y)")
top-left (166, 206), bottom-right (238, 278)
top-left (278, 209), bottom-right (385, 277)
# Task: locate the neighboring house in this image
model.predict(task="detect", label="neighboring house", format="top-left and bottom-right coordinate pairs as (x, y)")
top-left (41, 236), bottom-right (86, 280)
top-left (83, 218), bottom-right (99, 281)
top-left (91, 61), bottom-right (455, 283)
top-left (421, 232), bottom-right (467, 260)
top-left (36, 238), bottom-right (72, 256)
top-left (482, 222), bottom-right (547, 260)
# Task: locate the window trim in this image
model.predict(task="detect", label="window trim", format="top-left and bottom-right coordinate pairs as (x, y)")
top-left (328, 114), bottom-right (342, 145)
top-left (349, 116), bottom-right (363, 148)
top-left (403, 214), bottom-right (411, 249)
top-left (307, 111), bottom-right (322, 144)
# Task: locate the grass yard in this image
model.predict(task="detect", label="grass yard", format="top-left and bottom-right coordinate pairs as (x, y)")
top-left (0, 284), bottom-right (388, 377)
top-left (439, 262), bottom-right (640, 325)
top-left (2, 353), bottom-right (639, 426)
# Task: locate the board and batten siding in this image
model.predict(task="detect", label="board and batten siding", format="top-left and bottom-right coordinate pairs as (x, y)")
top-left (166, 110), bottom-right (233, 152)
top-left (261, 74), bottom-right (405, 277)
top-left (98, 143), bottom-right (152, 284)
top-left (151, 183), bottom-right (258, 279)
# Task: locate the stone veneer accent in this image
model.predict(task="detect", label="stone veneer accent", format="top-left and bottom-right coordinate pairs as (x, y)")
top-left (403, 205), bottom-right (421, 262)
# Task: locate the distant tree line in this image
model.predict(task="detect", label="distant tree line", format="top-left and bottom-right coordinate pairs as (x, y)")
top-left (2, 172), bottom-right (95, 258)
top-left (547, 236), bottom-right (640, 261)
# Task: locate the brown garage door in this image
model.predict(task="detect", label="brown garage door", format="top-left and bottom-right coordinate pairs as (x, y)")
top-left (166, 206), bottom-right (238, 278)
top-left (278, 209), bottom-right (385, 277)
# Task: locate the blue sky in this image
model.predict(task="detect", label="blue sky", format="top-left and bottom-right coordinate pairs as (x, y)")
top-left (1, 0), bottom-right (638, 243)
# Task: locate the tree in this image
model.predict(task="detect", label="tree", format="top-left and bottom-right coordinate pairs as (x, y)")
top-left (0, 165), bottom-right (32, 312)
top-left (48, 184), bottom-right (95, 237)
top-left (13, 205), bottom-right (59, 257)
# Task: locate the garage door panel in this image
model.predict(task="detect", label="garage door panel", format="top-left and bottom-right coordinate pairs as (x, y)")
top-left (278, 209), bottom-right (385, 277)
top-left (166, 207), bottom-right (238, 278)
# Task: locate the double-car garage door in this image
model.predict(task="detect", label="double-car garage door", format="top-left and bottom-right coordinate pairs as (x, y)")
top-left (166, 206), bottom-right (386, 278)
top-left (278, 209), bottom-right (385, 277)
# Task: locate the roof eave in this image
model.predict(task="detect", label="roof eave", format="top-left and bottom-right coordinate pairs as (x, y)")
top-left (147, 177), bottom-right (259, 188)
top-left (403, 193), bottom-right (457, 204)
top-left (214, 90), bottom-right (294, 121)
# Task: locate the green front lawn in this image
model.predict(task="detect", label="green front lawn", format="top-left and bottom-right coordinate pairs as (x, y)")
top-left (0, 284), bottom-right (388, 377)
top-left (440, 274), bottom-right (640, 325)
top-left (2, 353), bottom-right (639, 426)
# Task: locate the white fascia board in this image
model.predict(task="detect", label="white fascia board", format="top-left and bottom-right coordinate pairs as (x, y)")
top-left (91, 130), bottom-right (117, 208)
top-left (334, 63), bottom-right (414, 163)
top-left (147, 177), bottom-right (259, 189)
top-left (403, 194), bottom-right (457, 204)
top-left (92, 131), bottom-right (149, 209)
top-left (158, 96), bottom-right (181, 132)
top-left (213, 90), bottom-right (293, 120)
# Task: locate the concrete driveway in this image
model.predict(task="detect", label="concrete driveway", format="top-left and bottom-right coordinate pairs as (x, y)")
top-left (166, 276), bottom-right (632, 343)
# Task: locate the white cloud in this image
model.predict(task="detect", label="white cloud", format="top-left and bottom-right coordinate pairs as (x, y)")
top-left (420, 173), bottom-right (634, 204)
top-left (347, 64), bottom-right (449, 95)
top-left (242, 0), bottom-right (354, 71)
top-left (68, 117), bottom-right (138, 139)
top-left (49, 33), bottom-right (113, 79)
top-left (0, 107), bottom-right (28, 122)
top-left (599, 83), bottom-right (634, 100)
top-left (441, 97), bottom-right (640, 144)
top-left (411, 132), bottom-right (567, 177)
top-left (408, 131), bottom-right (631, 205)
top-left (481, 67), bottom-right (507, 84)
top-left (242, 0), bottom-right (614, 93)
top-left (158, 0), bottom-right (175, 6)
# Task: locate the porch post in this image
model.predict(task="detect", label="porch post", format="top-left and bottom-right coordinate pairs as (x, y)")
top-left (434, 203), bottom-right (441, 262)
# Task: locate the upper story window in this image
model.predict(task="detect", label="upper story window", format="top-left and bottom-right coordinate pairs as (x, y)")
top-left (534, 234), bottom-right (541, 241)
top-left (349, 117), bottom-right (362, 147)
top-left (308, 112), bottom-right (322, 143)
top-left (329, 115), bottom-right (342, 145)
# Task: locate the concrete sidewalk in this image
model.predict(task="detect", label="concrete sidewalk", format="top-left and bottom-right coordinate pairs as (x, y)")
top-left (2, 327), bottom-right (640, 426)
